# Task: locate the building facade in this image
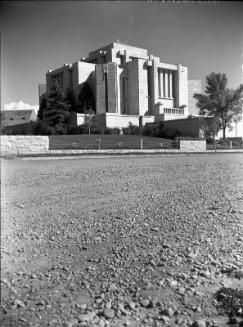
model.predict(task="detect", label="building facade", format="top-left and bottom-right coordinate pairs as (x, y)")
top-left (40, 41), bottom-right (201, 128)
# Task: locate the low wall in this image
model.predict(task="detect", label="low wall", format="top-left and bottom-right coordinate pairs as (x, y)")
top-left (180, 140), bottom-right (206, 152)
top-left (77, 114), bottom-right (155, 129)
top-left (105, 114), bottom-right (154, 129)
top-left (0, 136), bottom-right (232, 157)
top-left (106, 114), bottom-right (140, 128)
top-left (1, 136), bottom-right (49, 156)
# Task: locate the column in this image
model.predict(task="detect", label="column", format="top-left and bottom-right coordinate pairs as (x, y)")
top-left (160, 70), bottom-right (164, 97)
top-left (169, 71), bottom-right (173, 98)
top-left (158, 70), bottom-right (161, 97)
top-left (164, 70), bottom-right (168, 98)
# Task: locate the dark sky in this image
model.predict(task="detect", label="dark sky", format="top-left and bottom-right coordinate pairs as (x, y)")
top-left (1, 1), bottom-right (243, 107)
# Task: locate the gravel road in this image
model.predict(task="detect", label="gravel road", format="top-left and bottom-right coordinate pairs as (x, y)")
top-left (1, 154), bottom-right (243, 327)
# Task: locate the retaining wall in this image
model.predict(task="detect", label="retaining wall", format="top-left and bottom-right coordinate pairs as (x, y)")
top-left (1, 136), bottom-right (49, 156)
top-left (180, 140), bottom-right (206, 152)
top-left (0, 136), bottom-right (229, 157)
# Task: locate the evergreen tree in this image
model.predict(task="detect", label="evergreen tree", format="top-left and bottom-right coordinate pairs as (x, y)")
top-left (38, 80), bottom-right (71, 134)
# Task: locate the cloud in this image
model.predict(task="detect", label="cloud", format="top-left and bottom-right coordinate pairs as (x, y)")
top-left (3, 101), bottom-right (39, 113)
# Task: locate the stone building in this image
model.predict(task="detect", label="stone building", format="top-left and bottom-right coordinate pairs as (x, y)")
top-left (39, 41), bottom-right (201, 128)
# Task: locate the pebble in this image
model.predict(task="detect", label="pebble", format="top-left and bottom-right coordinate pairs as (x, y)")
top-left (14, 299), bottom-right (25, 308)
top-left (78, 311), bottom-right (96, 322)
top-left (65, 318), bottom-right (78, 327)
top-left (128, 301), bottom-right (136, 310)
top-left (192, 320), bottom-right (207, 327)
top-left (200, 271), bottom-right (211, 278)
top-left (103, 308), bottom-right (115, 319)
top-left (162, 307), bottom-right (174, 317)
top-left (3, 155), bottom-right (242, 327)
top-left (140, 299), bottom-right (150, 307)
top-left (161, 315), bottom-right (170, 323)
top-left (178, 287), bottom-right (186, 295)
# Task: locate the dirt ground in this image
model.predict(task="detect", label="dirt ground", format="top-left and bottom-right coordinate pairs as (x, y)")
top-left (1, 154), bottom-right (243, 327)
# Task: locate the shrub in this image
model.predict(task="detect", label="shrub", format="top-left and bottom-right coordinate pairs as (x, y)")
top-left (54, 124), bottom-right (68, 135)
top-left (122, 122), bottom-right (141, 135)
top-left (104, 127), bottom-right (121, 135)
top-left (2, 122), bottom-right (38, 135)
top-left (68, 122), bottom-right (104, 135)
top-left (171, 140), bottom-right (179, 148)
top-left (34, 121), bottom-right (56, 135)
top-left (206, 138), bottom-right (215, 144)
top-left (218, 139), bottom-right (229, 146)
top-left (157, 127), bottom-right (180, 139)
top-left (90, 122), bottom-right (104, 134)
top-left (156, 122), bottom-right (181, 139)
top-left (143, 122), bottom-right (181, 139)
top-left (143, 124), bottom-right (157, 137)
top-left (68, 124), bottom-right (88, 135)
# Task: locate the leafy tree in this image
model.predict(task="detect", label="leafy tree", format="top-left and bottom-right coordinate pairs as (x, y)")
top-left (199, 116), bottom-right (220, 140)
top-left (193, 72), bottom-right (243, 139)
top-left (84, 109), bottom-right (95, 134)
top-left (37, 80), bottom-right (71, 134)
top-left (79, 82), bottom-right (95, 113)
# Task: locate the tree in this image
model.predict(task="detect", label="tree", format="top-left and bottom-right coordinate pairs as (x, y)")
top-left (79, 82), bottom-right (95, 113)
top-left (199, 116), bottom-right (220, 140)
top-left (193, 72), bottom-right (243, 139)
top-left (38, 80), bottom-right (71, 134)
top-left (84, 109), bottom-right (95, 134)
top-left (37, 98), bottom-right (47, 120)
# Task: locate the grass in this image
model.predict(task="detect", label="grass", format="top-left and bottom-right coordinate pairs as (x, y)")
top-left (49, 134), bottom-right (176, 150)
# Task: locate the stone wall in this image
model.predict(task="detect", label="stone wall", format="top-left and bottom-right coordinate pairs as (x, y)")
top-left (104, 113), bottom-right (154, 129)
top-left (106, 114), bottom-right (141, 128)
top-left (78, 113), bottom-right (154, 129)
top-left (1, 135), bottom-right (241, 157)
top-left (180, 140), bottom-right (206, 152)
top-left (1, 136), bottom-right (49, 156)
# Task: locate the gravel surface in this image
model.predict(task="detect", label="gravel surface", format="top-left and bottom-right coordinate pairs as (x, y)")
top-left (1, 154), bottom-right (243, 327)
